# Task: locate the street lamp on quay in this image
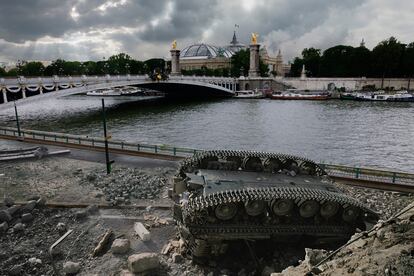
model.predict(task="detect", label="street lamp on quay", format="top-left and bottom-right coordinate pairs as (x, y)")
top-left (125, 63), bottom-right (130, 74)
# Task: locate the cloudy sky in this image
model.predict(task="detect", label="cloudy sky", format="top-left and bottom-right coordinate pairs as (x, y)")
top-left (0, 0), bottom-right (413, 63)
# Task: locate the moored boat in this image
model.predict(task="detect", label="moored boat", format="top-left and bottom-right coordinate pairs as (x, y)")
top-left (234, 89), bottom-right (265, 99)
top-left (340, 92), bottom-right (357, 100)
top-left (271, 92), bottom-right (330, 100)
top-left (86, 89), bottom-right (122, 96)
top-left (119, 86), bottom-right (143, 96)
top-left (354, 91), bottom-right (414, 102)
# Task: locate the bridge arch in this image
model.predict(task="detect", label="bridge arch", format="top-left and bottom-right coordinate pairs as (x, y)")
top-left (0, 75), bottom-right (236, 108)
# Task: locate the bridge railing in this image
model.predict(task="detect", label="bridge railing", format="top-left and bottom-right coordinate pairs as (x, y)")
top-left (320, 163), bottom-right (414, 186)
top-left (1, 126), bottom-right (414, 188)
top-left (0, 127), bottom-right (201, 158)
top-left (1, 75), bottom-right (150, 87)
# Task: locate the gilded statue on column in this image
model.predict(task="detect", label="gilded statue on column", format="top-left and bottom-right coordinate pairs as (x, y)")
top-left (251, 33), bottom-right (258, 44)
top-left (172, 40), bottom-right (177, 50)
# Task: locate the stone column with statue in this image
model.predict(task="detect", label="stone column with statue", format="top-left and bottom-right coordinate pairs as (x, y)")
top-left (249, 33), bottom-right (260, 78)
top-left (170, 40), bottom-right (181, 76)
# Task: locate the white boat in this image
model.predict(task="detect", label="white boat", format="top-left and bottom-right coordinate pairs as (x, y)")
top-left (355, 91), bottom-right (414, 102)
top-left (86, 89), bottom-right (122, 96)
top-left (119, 86), bottom-right (143, 96)
top-left (234, 89), bottom-right (265, 99)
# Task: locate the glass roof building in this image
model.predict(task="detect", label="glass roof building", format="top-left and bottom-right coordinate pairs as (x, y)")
top-left (180, 44), bottom-right (234, 59)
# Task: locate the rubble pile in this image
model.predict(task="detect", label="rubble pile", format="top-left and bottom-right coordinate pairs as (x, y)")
top-left (0, 198), bottom-right (78, 275)
top-left (82, 167), bottom-right (171, 205)
top-left (272, 201), bottom-right (414, 276)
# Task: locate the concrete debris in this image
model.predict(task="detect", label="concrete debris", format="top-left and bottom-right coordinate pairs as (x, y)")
top-left (63, 261), bottom-right (81, 275)
top-left (0, 209), bottom-right (12, 222)
top-left (134, 222), bottom-right (151, 241)
top-left (143, 214), bottom-right (170, 228)
top-left (83, 167), bottom-right (169, 205)
top-left (92, 230), bottom-right (113, 257)
top-left (303, 248), bottom-right (329, 269)
top-left (13, 222), bottom-right (25, 232)
top-left (21, 213), bottom-right (34, 223)
top-left (111, 238), bottom-right (130, 254)
top-left (28, 257), bottom-right (42, 265)
top-left (56, 222), bottom-right (67, 233)
top-left (128, 253), bottom-right (159, 273)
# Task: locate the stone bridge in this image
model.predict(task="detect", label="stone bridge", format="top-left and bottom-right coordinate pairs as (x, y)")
top-left (0, 75), bottom-right (238, 108)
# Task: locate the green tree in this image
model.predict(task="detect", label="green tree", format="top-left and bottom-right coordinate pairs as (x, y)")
top-left (403, 42), bottom-right (414, 90)
top-left (320, 45), bottom-right (354, 77)
top-left (301, 48), bottom-right (321, 77)
top-left (349, 45), bottom-right (371, 77)
top-left (107, 53), bottom-right (133, 74)
top-left (372, 37), bottom-right (405, 86)
top-left (0, 66), bottom-right (6, 76)
top-left (17, 61), bottom-right (45, 76)
top-left (290, 57), bottom-right (304, 77)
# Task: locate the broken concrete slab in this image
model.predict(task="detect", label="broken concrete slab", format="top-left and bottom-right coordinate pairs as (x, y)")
top-left (111, 238), bottom-right (130, 254)
top-left (128, 253), bottom-right (159, 273)
top-left (134, 222), bottom-right (151, 241)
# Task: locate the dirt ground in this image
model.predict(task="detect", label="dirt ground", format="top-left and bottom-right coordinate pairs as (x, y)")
top-left (1, 154), bottom-right (414, 275)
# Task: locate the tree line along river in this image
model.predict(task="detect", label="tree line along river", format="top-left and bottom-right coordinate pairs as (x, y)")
top-left (0, 95), bottom-right (413, 172)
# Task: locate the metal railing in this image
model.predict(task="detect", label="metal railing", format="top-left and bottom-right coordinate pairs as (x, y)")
top-left (321, 163), bottom-right (414, 187)
top-left (1, 126), bottom-right (413, 187)
top-left (0, 126), bottom-right (201, 158)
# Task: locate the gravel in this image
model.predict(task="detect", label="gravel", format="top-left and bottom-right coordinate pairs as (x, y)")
top-left (334, 182), bottom-right (414, 219)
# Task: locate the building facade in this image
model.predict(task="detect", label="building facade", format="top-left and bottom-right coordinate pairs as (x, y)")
top-left (179, 31), bottom-right (291, 76)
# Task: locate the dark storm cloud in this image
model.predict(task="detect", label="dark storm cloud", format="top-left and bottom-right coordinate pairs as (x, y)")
top-left (140, 0), bottom-right (219, 42)
top-left (0, 0), bottom-right (413, 62)
top-left (0, 0), bottom-right (77, 42)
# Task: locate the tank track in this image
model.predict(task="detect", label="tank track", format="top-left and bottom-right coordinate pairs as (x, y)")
top-left (177, 150), bottom-right (327, 177)
top-left (173, 150), bottom-right (379, 257)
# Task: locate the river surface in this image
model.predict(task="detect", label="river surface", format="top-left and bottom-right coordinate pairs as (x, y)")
top-left (1, 95), bottom-right (413, 172)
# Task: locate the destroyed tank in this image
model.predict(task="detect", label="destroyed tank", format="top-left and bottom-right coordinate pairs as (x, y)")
top-left (170, 150), bottom-right (379, 258)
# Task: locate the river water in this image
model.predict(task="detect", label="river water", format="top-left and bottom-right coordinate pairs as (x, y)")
top-left (1, 95), bottom-right (413, 172)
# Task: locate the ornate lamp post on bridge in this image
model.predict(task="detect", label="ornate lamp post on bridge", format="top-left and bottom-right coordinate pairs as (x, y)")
top-left (248, 33), bottom-right (260, 78)
top-left (170, 40), bottom-right (181, 76)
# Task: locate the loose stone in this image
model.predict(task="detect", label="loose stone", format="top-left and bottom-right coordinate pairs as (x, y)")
top-left (13, 223), bottom-right (25, 232)
top-left (0, 210), bottom-right (12, 222)
top-left (21, 213), bottom-right (34, 223)
top-left (111, 238), bottom-right (130, 254)
top-left (63, 261), bottom-right (81, 275)
top-left (128, 253), bottom-right (159, 273)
